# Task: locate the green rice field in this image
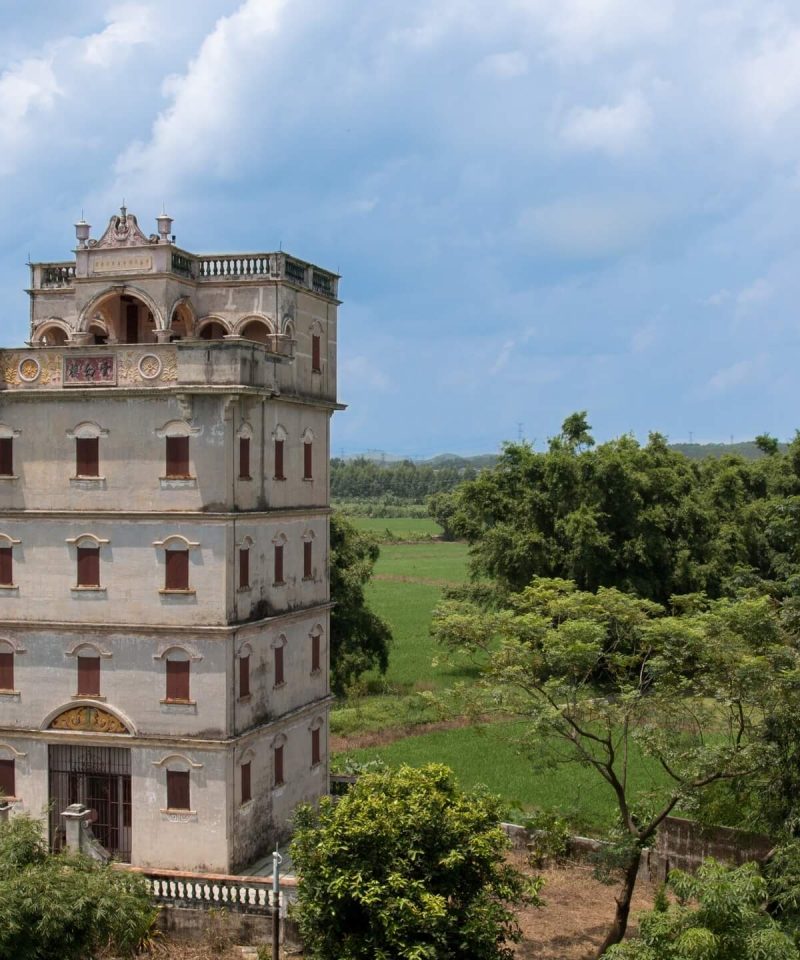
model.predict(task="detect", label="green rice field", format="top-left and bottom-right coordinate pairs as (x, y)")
top-left (350, 516), bottom-right (444, 539)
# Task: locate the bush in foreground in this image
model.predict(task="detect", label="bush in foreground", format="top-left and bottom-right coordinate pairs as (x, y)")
top-left (0, 813), bottom-right (156, 960)
top-left (291, 763), bottom-right (540, 960)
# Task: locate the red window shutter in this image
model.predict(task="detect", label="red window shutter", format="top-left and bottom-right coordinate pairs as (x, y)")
top-left (165, 550), bottom-right (189, 590)
top-left (166, 770), bottom-right (190, 810)
top-left (0, 759), bottom-right (15, 798)
top-left (274, 645), bottom-right (284, 686)
top-left (0, 438), bottom-right (13, 476)
top-left (303, 442), bottom-right (312, 480)
top-left (239, 437), bottom-right (250, 479)
top-left (75, 437), bottom-right (99, 477)
top-left (0, 548), bottom-right (12, 586)
top-left (77, 547), bottom-right (100, 587)
top-left (239, 548), bottom-right (250, 590)
top-left (311, 728), bottom-right (321, 766)
top-left (241, 762), bottom-right (251, 804)
top-left (165, 436), bottom-right (190, 478)
top-left (239, 654), bottom-right (250, 698)
top-left (274, 745), bottom-right (284, 786)
top-left (311, 334), bottom-right (321, 372)
top-left (0, 652), bottom-right (13, 690)
top-left (304, 541), bottom-right (312, 579)
top-left (274, 439), bottom-right (284, 480)
top-left (77, 656), bottom-right (100, 696)
top-left (311, 633), bottom-right (320, 673)
top-left (274, 543), bottom-right (284, 584)
top-left (166, 659), bottom-right (190, 701)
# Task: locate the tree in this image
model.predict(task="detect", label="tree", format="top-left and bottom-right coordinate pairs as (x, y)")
top-left (0, 813), bottom-right (156, 960)
top-left (330, 513), bottom-right (392, 696)
top-left (290, 763), bottom-right (539, 960)
top-left (605, 859), bottom-right (799, 959)
top-left (429, 418), bottom-right (800, 603)
top-left (431, 579), bottom-right (798, 956)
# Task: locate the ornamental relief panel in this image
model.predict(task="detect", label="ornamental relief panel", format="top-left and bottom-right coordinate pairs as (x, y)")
top-left (49, 705), bottom-right (128, 734)
top-left (0, 350), bottom-right (177, 388)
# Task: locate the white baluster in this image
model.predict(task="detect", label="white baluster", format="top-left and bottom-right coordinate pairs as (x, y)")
top-left (203, 883), bottom-right (211, 901)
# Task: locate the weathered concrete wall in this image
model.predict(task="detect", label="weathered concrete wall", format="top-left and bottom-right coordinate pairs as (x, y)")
top-left (651, 816), bottom-right (773, 882)
top-left (155, 903), bottom-right (302, 950)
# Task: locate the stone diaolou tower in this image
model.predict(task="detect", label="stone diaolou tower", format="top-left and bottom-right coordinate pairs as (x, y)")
top-left (0, 208), bottom-right (340, 872)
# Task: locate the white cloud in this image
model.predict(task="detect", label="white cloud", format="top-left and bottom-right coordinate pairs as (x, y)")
top-left (738, 28), bottom-right (800, 130)
top-left (706, 358), bottom-right (759, 393)
top-left (631, 322), bottom-right (658, 353)
top-left (705, 289), bottom-right (730, 306)
top-left (518, 195), bottom-right (661, 259)
top-left (83, 4), bottom-right (155, 67)
top-left (560, 91), bottom-right (652, 156)
top-left (736, 277), bottom-right (772, 308)
top-left (478, 51), bottom-right (528, 78)
top-left (114, 0), bottom-right (288, 191)
top-left (0, 58), bottom-right (60, 174)
top-left (518, 0), bottom-right (675, 61)
top-left (490, 338), bottom-right (515, 374)
top-left (341, 355), bottom-right (391, 391)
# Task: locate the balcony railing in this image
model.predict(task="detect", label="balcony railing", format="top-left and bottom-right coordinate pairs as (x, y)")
top-left (40, 263), bottom-right (76, 288)
top-left (122, 865), bottom-right (297, 915)
top-left (29, 251), bottom-right (338, 298)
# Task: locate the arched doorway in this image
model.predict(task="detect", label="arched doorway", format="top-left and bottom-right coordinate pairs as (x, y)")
top-left (240, 319), bottom-right (272, 344)
top-left (198, 319), bottom-right (228, 340)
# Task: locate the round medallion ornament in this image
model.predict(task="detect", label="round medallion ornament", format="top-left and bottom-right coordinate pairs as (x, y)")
top-left (138, 354), bottom-right (162, 380)
top-left (18, 357), bottom-right (41, 382)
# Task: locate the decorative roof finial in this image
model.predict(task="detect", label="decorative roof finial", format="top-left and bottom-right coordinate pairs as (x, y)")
top-left (120, 199), bottom-right (127, 219)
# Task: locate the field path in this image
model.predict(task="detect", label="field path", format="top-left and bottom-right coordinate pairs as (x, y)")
top-left (372, 572), bottom-right (464, 587)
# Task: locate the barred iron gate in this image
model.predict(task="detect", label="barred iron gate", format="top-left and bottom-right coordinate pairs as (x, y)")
top-left (48, 744), bottom-right (131, 861)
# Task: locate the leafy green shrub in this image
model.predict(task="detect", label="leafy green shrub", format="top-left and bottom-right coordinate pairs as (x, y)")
top-left (0, 813), bottom-right (156, 960)
top-left (291, 763), bottom-right (541, 960)
top-left (522, 809), bottom-right (571, 867)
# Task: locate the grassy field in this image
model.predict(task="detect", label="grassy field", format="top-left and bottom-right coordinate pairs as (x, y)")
top-left (371, 540), bottom-right (471, 583)
top-left (350, 516), bottom-right (444, 539)
top-left (339, 721), bottom-right (676, 835)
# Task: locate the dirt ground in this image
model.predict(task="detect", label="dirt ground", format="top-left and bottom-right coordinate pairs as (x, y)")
top-left (144, 855), bottom-right (654, 960)
top-left (511, 853), bottom-right (654, 959)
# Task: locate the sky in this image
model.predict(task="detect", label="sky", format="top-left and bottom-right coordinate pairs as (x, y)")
top-left (1, 0), bottom-right (799, 457)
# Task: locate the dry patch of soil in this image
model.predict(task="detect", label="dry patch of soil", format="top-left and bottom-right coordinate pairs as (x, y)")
top-left (330, 715), bottom-right (472, 752)
top-left (514, 853), bottom-right (655, 959)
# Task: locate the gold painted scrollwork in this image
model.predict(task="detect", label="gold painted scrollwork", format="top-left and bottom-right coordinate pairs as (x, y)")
top-left (49, 705), bottom-right (127, 734)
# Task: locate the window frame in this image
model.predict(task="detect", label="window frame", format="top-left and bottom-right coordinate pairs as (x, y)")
top-left (239, 436), bottom-right (251, 480)
top-left (164, 548), bottom-right (190, 592)
top-left (75, 436), bottom-right (100, 478)
top-left (274, 644), bottom-right (285, 687)
top-left (0, 650), bottom-right (14, 691)
top-left (0, 547), bottom-right (13, 587)
top-left (77, 655), bottom-right (101, 697)
top-left (274, 438), bottom-right (285, 481)
top-left (241, 761), bottom-right (251, 805)
top-left (239, 653), bottom-right (250, 699)
top-left (165, 658), bottom-right (191, 702)
top-left (0, 438), bottom-right (13, 478)
top-left (166, 769), bottom-right (191, 811)
top-left (76, 546), bottom-right (100, 588)
top-left (165, 436), bottom-right (191, 479)
top-left (0, 758), bottom-right (15, 799)
top-left (311, 333), bottom-right (322, 373)
top-left (273, 744), bottom-right (284, 787)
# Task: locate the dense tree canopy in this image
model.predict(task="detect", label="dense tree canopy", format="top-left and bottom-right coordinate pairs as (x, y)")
top-left (430, 414), bottom-right (800, 603)
top-left (332, 456), bottom-right (475, 502)
top-left (330, 513), bottom-right (392, 695)
top-left (606, 859), bottom-right (799, 960)
top-left (432, 578), bottom-right (800, 955)
top-left (0, 814), bottom-right (155, 960)
top-left (291, 763), bottom-right (539, 960)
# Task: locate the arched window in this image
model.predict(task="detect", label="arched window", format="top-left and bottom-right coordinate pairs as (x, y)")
top-left (75, 645), bottom-right (101, 697)
top-left (162, 648), bottom-right (192, 703)
top-left (310, 716), bottom-right (324, 767)
top-left (156, 420), bottom-right (200, 481)
top-left (66, 534), bottom-right (109, 591)
top-left (238, 536), bottom-right (253, 591)
top-left (272, 425), bottom-right (287, 481)
top-left (272, 734), bottom-right (287, 788)
top-left (0, 424), bottom-right (20, 478)
top-left (0, 534), bottom-right (20, 588)
top-left (272, 533), bottom-right (287, 586)
top-left (302, 428), bottom-right (314, 481)
top-left (238, 643), bottom-right (252, 700)
top-left (67, 422), bottom-right (108, 479)
top-left (272, 634), bottom-right (287, 687)
top-left (153, 535), bottom-right (199, 595)
top-left (310, 625), bottom-right (323, 674)
top-left (302, 530), bottom-right (315, 580)
top-left (238, 423), bottom-right (253, 480)
top-left (0, 641), bottom-right (15, 692)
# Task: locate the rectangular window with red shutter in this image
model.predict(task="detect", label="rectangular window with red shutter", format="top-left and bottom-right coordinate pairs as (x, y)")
top-left (0, 651), bottom-right (13, 691)
top-left (165, 659), bottom-right (191, 701)
top-left (75, 437), bottom-right (99, 477)
top-left (311, 633), bottom-right (320, 673)
top-left (0, 438), bottom-right (13, 477)
top-left (239, 437), bottom-right (251, 479)
top-left (0, 547), bottom-right (12, 587)
top-left (273, 745), bottom-right (284, 787)
top-left (241, 762), bottom-right (251, 804)
top-left (166, 770), bottom-right (190, 810)
top-left (239, 548), bottom-right (250, 590)
top-left (0, 758), bottom-right (15, 799)
top-left (77, 547), bottom-right (100, 587)
top-left (274, 645), bottom-right (284, 686)
top-left (165, 436), bottom-right (190, 478)
top-left (303, 541), bottom-right (312, 579)
top-left (274, 543), bottom-right (284, 584)
top-left (239, 654), bottom-right (250, 699)
top-left (164, 549), bottom-right (189, 590)
top-left (274, 439), bottom-right (285, 480)
top-left (77, 656), bottom-right (100, 696)
top-left (311, 334), bottom-right (321, 372)
top-left (303, 442), bottom-right (313, 480)
top-left (312, 727), bottom-right (321, 766)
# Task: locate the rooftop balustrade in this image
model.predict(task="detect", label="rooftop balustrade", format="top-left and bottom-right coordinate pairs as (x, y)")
top-left (31, 248), bottom-right (338, 299)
